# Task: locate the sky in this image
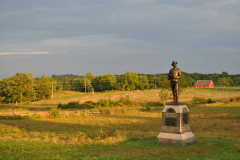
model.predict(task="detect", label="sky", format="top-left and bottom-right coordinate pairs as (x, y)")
top-left (0, 0), bottom-right (240, 79)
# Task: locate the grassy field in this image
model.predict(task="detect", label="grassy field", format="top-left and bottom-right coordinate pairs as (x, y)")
top-left (0, 88), bottom-right (240, 159)
top-left (9, 87), bottom-right (240, 106)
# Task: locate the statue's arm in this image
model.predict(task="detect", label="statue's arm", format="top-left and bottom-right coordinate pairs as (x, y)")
top-left (176, 69), bottom-right (182, 79)
top-left (168, 69), bottom-right (172, 80)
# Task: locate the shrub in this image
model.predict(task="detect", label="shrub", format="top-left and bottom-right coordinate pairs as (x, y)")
top-left (222, 100), bottom-right (230, 104)
top-left (118, 95), bottom-right (135, 106)
top-left (58, 103), bottom-right (64, 109)
top-left (50, 107), bottom-right (61, 118)
top-left (159, 90), bottom-right (170, 100)
top-left (67, 101), bottom-right (80, 108)
top-left (58, 101), bottom-right (96, 109)
top-left (192, 97), bottom-right (206, 104)
top-left (58, 101), bottom-right (80, 109)
top-left (207, 98), bottom-right (214, 103)
top-left (146, 104), bottom-right (151, 111)
top-left (98, 98), bottom-right (108, 107)
top-left (81, 101), bottom-right (96, 109)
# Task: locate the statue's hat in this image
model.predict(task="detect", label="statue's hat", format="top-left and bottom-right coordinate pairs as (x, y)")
top-left (172, 60), bottom-right (178, 66)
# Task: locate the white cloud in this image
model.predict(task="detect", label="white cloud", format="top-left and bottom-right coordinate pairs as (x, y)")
top-left (0, 52), bottom-right (49, 56)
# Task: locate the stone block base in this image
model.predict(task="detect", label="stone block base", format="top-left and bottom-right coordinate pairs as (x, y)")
top-left (157, 132), bottom-right (195, 147)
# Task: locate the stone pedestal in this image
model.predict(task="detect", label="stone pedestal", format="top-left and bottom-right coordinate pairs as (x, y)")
top-left (157, 103), bottom-right (195, 146)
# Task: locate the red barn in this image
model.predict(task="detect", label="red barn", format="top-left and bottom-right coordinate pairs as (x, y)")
top-left (195, 80), bottom-right (214, 88)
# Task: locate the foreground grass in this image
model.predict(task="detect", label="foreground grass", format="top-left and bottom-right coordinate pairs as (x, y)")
top-left (1, 102), bottom-right (240, 159)
top-left (0, 137), bottom-right (239, 159)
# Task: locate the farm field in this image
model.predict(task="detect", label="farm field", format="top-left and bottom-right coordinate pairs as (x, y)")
top-left (0, 88), bottom-right (240, 159)
top-left (15, 87), bottom-right (240, 106)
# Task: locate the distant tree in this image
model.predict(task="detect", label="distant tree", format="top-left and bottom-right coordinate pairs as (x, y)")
top-left (179, 75), bottom-right (195, 88)
top-left (0, 80), bottom-right (6, 104)
top-left (51, 74), bottom-right (82, 82)
top-left (138, 75), bottom-right (149, 90)
top-left (220, 71), bottom-right (229, 78)
top-left (72, 78), bottom-right (85, 92)
top-left (27, 72), bottom-right (35, 83)
top-left (83, 72), bottom-right (95, 92)
top-left (2, 73), bottom-right (36, 103)
top-left (158, 78), bottom-right (171, 89)
top-left (233, 77), bottom-right (240, 86)
top-left (35, 74), bottom-right (51, 99)
top-left (46, 77), bottom-right (58, 91)
top-left (189, 72), bottom-right (199, 80)
top-left (62, 78), bottom-right (72, 91)
top-left (84, 72), bottom-right (95, 81)
top-left (93, 73), bottom-right (117, 91)
top-left (121, 71), bottom-right (139, 91)
top-left (209, 73), bottom-right (219, 83)
top-left (84, 78), bottom-right (94, 92)
top-left (153, 77), bottom-right (162, 89)
top-left (216, 77), bottom-right (234, 87)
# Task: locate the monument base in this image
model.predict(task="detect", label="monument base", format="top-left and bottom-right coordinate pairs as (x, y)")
top-left (157, 103), bottom-right (195, 147)
top-left (157, 131), bottom-right (195, 147)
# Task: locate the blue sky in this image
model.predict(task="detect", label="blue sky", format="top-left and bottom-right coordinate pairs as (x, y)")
top-left (0, 0), bottom-right (239, 79)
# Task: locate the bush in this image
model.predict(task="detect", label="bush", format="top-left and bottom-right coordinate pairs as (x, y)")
top-left (192, 97), bottom-right (206, 104)
top-left (159, 90), bottom-right (170, 100)
top-left (81, 101), bottom-right (96, 109)
top-left (67, 101), bottom-right (80, 108)
top-left (146, 104), bottom-right (151, 111)
top-left (58, 101), bottom-right (80, 109)
top-left (98, 98), bottom-right (108, 107)
top-left (118, 95), bottom-right (135, 106)
top-left (58, 101), bottom-right (96, 109)
top-left (222, 100), bottom-right (230, 104)
top-left (50, 107), bottom-right (61, 118)
top-left (207, 98), bottom-right (214, 103)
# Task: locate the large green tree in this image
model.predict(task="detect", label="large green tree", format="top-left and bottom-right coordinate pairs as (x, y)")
top-left (179, 75), bottom-right (195, 88)
top-left (35, 74), bottom-right (51, 99)
top-left (84, 72), bottom-right (95, 92)
top-left (93, 73), bottom-right (117, 91)
top-left (216, 77), bottom-right (234, 87)
top-left (233, 77), bottom-right (240, 86)
top-left (121, 71), bottom-right (139, 91)
top-left (62, 78), bottom-right (72, 91)
top-left (158, 78), bottom-right (171, 89)
top-left (72, 78), bottom-right (85, 92)
top-left (2, 73), bottom-right (36, 103)
top-left (138, 75), bottom-right (149, 90)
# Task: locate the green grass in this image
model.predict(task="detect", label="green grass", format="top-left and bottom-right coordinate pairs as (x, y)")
top-left (0, 104), bottom-right (240, 159)
top-left (0, 138), bottom-right (239, 159)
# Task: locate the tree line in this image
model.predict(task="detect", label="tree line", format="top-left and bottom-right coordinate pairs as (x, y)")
top-left (0, 71), bottom-right (239, 104)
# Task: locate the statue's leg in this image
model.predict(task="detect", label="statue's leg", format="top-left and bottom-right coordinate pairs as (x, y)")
top-left (171, 82), bottom-right (175, 101)
top-left (173, 82), bottom-right (177, 102)
top-left (175, 83), bottom-right (179, 102)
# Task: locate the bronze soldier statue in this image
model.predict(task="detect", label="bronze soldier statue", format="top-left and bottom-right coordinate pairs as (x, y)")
top-left (168, 60), bottom-right (182, 104)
